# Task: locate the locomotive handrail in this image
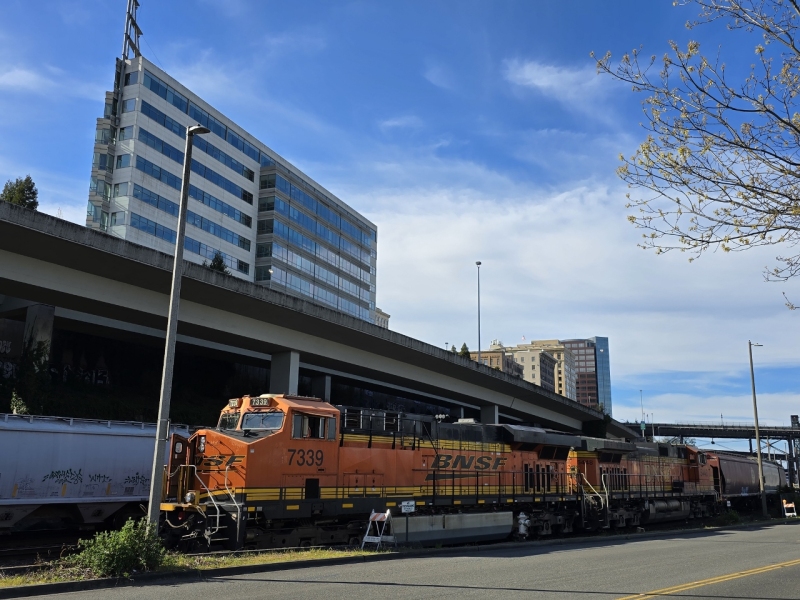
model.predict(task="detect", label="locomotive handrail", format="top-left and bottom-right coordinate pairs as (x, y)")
top-left (191, 465), bottom-right (224, 539)
top-left (580, 473), bottom-right (605, 507)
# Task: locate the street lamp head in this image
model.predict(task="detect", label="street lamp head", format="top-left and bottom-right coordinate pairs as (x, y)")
top-left (476, 261), bottom-right (481, 267)
top-left (188, 125), bottom-right (211, 136)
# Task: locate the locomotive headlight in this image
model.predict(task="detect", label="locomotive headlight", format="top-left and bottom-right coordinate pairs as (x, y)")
top-left (184, 492), bottom-right (196, 504)
top-left (198, 435), bottom-right (206, 452)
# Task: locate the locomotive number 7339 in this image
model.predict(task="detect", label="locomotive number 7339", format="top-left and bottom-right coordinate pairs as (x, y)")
top-left (288, 449), bottom-right (324, 466)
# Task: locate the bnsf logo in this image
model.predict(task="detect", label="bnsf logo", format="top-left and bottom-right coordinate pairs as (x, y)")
top-left (197, 455), bottom-right (244, 468)
top-left (432, 454), bottom-right (508, 470)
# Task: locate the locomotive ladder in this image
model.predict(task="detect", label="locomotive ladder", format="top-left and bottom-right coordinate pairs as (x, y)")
top-left (188, 467), bottom-right (225, 545)
top-left (361, 510), bottom-right (397, 550)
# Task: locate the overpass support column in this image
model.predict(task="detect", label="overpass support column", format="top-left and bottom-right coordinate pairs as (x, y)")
top-left (481, 405), bottom-right (498, 424)
top-left (269, 351), bottom-right (299, 395)
top-left (24, 304), bottom-right (54, 355)
top-left (788, 437), bottom-right (796, 486)
top-left (311, 374), bottom-right (331, 402)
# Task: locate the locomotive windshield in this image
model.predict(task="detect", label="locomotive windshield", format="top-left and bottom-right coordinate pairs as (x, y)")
top-left (242, 410), bottom-right (285, 431)
top-left (218, 412), bottom-right (240, 430)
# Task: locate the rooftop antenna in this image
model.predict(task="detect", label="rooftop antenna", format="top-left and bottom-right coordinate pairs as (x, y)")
top-left (122, 0), bottom-right (142, 60)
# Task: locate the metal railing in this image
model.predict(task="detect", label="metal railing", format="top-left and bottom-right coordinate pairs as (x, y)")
top-left (180, 470), bottom-right (719, 506)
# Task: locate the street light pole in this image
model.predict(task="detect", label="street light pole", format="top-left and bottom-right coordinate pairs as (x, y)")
top-left (147, 124), bottom-right (211, 527)
top-left (476, 261), bottom-right (482, 363)
top-left (748, 340), bottom-right (768, 518)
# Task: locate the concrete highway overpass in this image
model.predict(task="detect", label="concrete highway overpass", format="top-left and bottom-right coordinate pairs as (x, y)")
top-left (0, 203), bottom-right (635, 438)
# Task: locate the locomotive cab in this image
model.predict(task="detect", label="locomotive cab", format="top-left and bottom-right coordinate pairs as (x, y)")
top-left (160, 394), bottom-right (340, 549)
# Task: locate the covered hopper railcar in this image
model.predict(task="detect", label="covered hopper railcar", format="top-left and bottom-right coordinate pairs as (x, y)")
top-left (0, 413), bottom-right (189, 532)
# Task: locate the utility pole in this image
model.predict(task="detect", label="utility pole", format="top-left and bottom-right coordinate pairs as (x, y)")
top-left (476, 261), bottom-right (482, 364)
top-left (147, 124), bottom-right (210, 527)
top-left (748, 340), bottom-right (768, 518)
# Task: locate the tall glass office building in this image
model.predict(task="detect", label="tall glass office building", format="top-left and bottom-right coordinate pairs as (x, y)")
top-left (562, 337), bottom-right (612, 416)
top-left (87, 55), bottom-right (377, 323)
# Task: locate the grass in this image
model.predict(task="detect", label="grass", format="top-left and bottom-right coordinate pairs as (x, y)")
top-left (0, 547), bottom-right (377, 589)
top-left (0, 564), bottom-right (95, 588)
top-left (164, 547), bottom-right (376, 570)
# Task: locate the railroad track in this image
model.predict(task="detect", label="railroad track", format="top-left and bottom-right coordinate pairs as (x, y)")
top-left (0, 534), bottom-right (79, 568)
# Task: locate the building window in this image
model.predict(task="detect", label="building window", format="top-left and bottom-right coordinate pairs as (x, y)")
top-left (113, 182), bottom-right (128, 197)
top-left (124, 71), bottom-right (139, 86)
top-left (257, 219), bottom-right (273, 234)
top-left (110, 212), bottom-right (124, 226)
top-left (118, 126), bottom-right (134, 141)
top-left (260, 173), bottom-right (276, 190)
top-left (95, 127), bottom-right (113, 144)
top-left (93, 152), bottom-right (113, 173)
top-left (255, 266), bottom-right (272, 281)
top-left (103, 99), bottom-right (117, 119)
top-left (90, 177), bottom-right (111, 199)
top-left (256, 242), bottom-right (272, 258)
top-left (121, 98), bottom-right (136, 113)
top-left (116, 154), bottom-right (131, 169)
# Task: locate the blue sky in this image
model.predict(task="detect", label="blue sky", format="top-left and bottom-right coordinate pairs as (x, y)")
top-left (0, 1), bottom-right (797, 437)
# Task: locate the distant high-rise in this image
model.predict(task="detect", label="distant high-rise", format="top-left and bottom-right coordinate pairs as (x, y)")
top-left (562, 337), bottom-right (612, 415)
top-left (472, 340), bottom-right (524, 379)
top-left (503, 340), bottom-right (576, 400)
top-left (86, 2), bottom-right (378, 323)
top-left (502, 345), bottom-right (556, 392)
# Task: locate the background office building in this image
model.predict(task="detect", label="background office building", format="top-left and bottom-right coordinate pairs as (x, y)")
top-left (472, 341), bottom-right (524, 378)
top-left (496, 342), bottom-right (556, 392)
top-left (503, 340), bottom-right (575, 399)
top-left (88, 55), bottom-right (378, 323)
top-left (562, 337), bottom-right (612, 415)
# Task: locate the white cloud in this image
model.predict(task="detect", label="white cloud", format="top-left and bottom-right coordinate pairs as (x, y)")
top-left (614, 391), bottom-right (798, 429)
top-left (0, 68), bottom-right (56, 93)
top-left (511, 127), bottom-right (636, 179)
top-left (0, 66), bottom-right (104, 100)
top-left (254, 31), bottom-right (328, 57)
top-left (423, 60), bottom-right (456, 90)
top-left (318, 145), bottom-right (800, 425)
top-left (503, 59), bottom-right (610, 113)
top-left (379, 115), bottom-right (423, 132)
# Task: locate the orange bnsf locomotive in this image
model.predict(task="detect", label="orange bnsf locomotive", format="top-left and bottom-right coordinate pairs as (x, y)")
top-left (159, 394), bottom-right (785, 549)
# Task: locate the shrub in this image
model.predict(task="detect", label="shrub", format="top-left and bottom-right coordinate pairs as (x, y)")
top-left (10, 391), bottom-right (28, 415)
top-left (69, 518), bottom-right (165, 577)
top-left (714, 509), bottom-right (741, 526)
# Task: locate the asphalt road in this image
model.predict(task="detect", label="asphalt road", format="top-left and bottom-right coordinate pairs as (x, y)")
top-left (37, 521), bottom-right (800, 600)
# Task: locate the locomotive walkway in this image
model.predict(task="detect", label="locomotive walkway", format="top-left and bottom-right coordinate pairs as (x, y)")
top-left (19, 520), bottom-right (800, 599)
top-left (0, 203), bottom-right (634, 437)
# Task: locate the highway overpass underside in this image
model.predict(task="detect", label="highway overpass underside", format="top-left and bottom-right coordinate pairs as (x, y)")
top-left (0, 203), bottom-right (635, 438)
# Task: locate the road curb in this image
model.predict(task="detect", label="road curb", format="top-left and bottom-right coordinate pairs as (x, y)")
top-left (2, 518), bottom-right (797, 598)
